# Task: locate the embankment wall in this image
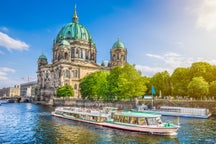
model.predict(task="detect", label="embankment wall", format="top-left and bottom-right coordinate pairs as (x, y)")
top-left (52, 98), bottom-right (216, 115)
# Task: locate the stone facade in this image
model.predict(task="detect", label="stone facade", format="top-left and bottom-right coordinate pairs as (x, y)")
top-left (20, 81), bottom-right (37, 97)
top-left (37, 7), bottom-right (128, 101)
top-left (109, 47), bottom-right (127, 67)
top-left (0, 85), bottom-right (20, 97)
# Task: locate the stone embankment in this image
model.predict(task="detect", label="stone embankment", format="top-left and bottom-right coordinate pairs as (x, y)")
top-left (52, 98), bottom-right (216, 115)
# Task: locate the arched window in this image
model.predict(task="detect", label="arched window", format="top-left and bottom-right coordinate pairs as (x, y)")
top-left (71, 48), bottom-right (75, 58)
top-left (121, 55), bottom-right (124, 61)
top-left (74, 84), bottom-right (77, 89)
top-left (46, 72), bottom-right (49, 79)
top-left (91, 53), bottom-right (94, 60)
top-left (64, 52), bottom-right (68, 60)
top-left (73, 70), bottom-right (78, 78)
top-left (79, 48), bottom-right (82, 58)
top-left (59, 71), bottom-right (61, 78)
top-left (81, 49), bottom-right (83, 59)
top-left (58, 54), bottom-right (61, 60)
top-left (113, 54), bottom-right (116, 60)
top-left (64, 70), bottom-right (70, 78)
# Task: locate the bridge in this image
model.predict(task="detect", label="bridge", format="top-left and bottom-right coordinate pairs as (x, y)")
top-left (0, 96), bottom-right (33, 103)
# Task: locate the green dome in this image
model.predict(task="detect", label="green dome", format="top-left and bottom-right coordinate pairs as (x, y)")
top-left (112, 39), bottom-right (125, 49)
top-left (56, 22), bottom-right (94, 43)
top-left (38, 54), bottom-right (47, 60)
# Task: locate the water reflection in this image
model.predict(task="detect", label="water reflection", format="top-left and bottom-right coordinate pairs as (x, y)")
top-left (0, 103), bottom-right (216, 144)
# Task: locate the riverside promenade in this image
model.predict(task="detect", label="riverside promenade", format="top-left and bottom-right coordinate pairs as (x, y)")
top-left (42, 98), bottom-right (216, 115)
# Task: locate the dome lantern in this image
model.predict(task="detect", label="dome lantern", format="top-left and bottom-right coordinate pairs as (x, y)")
top-left (112, 38), bottom-right (125, 49)
top-left (72, 4), bottom-right (78, 23)
top-left (38, 53), bottom-right (47, 60)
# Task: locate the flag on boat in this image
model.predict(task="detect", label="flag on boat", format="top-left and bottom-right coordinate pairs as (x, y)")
top-left (151, 85), bottom-right (156, 95)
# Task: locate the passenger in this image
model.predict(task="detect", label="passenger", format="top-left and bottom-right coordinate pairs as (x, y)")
top-left (156, 117), bottom-right (162, 126)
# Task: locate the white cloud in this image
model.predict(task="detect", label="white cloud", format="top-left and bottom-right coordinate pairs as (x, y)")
top-left (0, 50), bottom-right (3, 55)
top-left (137, 51), bottom-right (216, 76)
top-left (135, 65), bottom-right (170, 76)
top-left (146, 53), bottom-right (163, 60)
top-left (0, 32), bottom-right (29, 51)
top-left (196, 0), bottom-right (216, 31)
top-left (146, 52), bottom-right (194, 68)
top-left (0, 67), bottom-right (15, 80)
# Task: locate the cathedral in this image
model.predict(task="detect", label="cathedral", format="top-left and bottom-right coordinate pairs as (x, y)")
top-left (37, 7), bottom-right (127, 101)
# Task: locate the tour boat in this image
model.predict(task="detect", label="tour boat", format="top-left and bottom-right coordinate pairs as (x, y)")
top-left (137, 105), bottom-right (211, 119)
top-left (51, 107), bottom-right (179, 135)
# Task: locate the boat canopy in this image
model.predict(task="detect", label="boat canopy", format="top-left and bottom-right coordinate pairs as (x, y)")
top-left (160, 106), bottom-right (207, 111)
top-left (114, 110), bottom-right (161, 117)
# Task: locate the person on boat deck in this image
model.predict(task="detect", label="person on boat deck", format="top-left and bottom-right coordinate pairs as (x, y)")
top-left (156, 117), bottom-right (162, 126)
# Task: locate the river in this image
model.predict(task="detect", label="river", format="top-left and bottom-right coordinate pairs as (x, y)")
top-left (0, 103), bottom-right (216, 144)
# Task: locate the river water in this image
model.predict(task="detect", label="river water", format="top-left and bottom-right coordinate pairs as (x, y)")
top-left (0, 103), bottom-right (216, 144)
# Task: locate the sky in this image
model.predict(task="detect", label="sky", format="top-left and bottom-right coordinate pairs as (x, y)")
top-left (1, 0), bottom-right (216, 88)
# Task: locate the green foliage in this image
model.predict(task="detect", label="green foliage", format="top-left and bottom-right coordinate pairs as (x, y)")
top-left (107, 64), bottom-right (148, 100)
top-left (169, 62), bottom-right (216, 98)
top-left (189, 62), bottom-right (216, 82)
top-left (34, 87), bottom-right (38, 96)
top-left (171, 68), bottom-right (190, 96)
top-left (80, 71), bottom-right (109, 100)
top-left (187, 77), bottom-right (209, 99)
top-left (106, 66), bottom-right (123, 101)
top-left (150, 71), bottom-right (171, 96)
top-left (80, 61), bottom-right (216, 99)
top-left (209, 81), bottom-right (216, 98)
top-left (57, 84), bottom-right (74, 97)
top-left (80, 64), bottom-right (148, 101)
top-left (120, 64), bottom-right (148, 99)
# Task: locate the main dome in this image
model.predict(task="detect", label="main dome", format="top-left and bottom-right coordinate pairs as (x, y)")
top-left (38, 53), bottom-right (47, 60)
top-left (112, 39), bottom-right (125, 49)
top-left (55, 7), bottom-right (94, 43)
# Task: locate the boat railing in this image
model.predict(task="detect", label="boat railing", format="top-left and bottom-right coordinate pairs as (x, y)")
top-left (59, 107), bottom-right (110, 117)
top-left (159, 106), bottom-right (210, 116)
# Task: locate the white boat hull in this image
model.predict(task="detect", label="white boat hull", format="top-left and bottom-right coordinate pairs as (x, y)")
top-left (144, 110), bottom-right (211, 119)
top-left (51, 112), bottom-right (178, 135)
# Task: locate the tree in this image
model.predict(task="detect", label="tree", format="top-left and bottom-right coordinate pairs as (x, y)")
top-left (120, 64), bottom-right (148, 100)
top-left (107, 64), bottom-right (148, 101)
top-left (80, 71), bottom-right (108, 100)
top-left (107, 66), bottom-right (125, 101)
top-left (150, 71), bottom-right (171, 97)
top-left (80, 64), bottom-right (148, 101)
top-left (57, 84), bottom-right (74, 97)
top-left (209, 80), bottom-right (216, 98)
top-left (187, 77), bottom-right (209, 99)
top-left (189, 62), bottom-right (215, 82)
top-left (171, 68), bottom-right (190, 97)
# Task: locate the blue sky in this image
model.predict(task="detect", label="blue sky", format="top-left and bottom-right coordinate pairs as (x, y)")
top-left (1, 0), bottom-right (216, 88)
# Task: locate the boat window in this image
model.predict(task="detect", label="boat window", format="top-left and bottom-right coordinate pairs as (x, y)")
top-left (130, 117), bottom-right (137, 124)
top-left (114, 115), bottom-right (120, 122)
top-left (138, 118), bottom-right (147, 125)
top-left (123, 116), bottom-right (129, 123)
top-left (119, 116), bottom-right (124, 123)
top-left (89, 116), bottom-right (93, 120)
top-left (100, 117), bottom-right (107, 122)
top-left (85, 115), bottom-right (90, 120)
top-left (146, 117), bottom-right (157, 125)
top-left (111, 112), bottom-right (115, 119)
